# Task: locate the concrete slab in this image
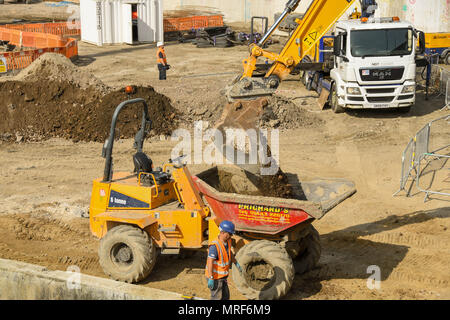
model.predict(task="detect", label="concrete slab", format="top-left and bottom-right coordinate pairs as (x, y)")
top-left (0, 258), bottom-right (185, 300)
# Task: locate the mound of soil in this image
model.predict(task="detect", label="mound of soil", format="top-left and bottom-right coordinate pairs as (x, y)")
top-left (259, 95), bottom-right (324, 129)
top-left (15, 53), bottom-right (109, 94)
top-left (198, 166), bottom-right (294, 199)
top-left (0, 53), bottom-right (179, 142)
top-left (0, 81), bottom-right (178, 143)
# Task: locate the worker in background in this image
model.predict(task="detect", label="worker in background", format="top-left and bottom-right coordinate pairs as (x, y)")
top-left (156, 42), bottom-right (170, 80)
top-left (360, 0), bottom-right (378, 18)
top-left (205, 220), bottom-right (242, 300)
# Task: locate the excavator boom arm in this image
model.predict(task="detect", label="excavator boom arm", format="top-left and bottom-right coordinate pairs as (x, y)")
top-left (227, 0), bottom-right (356, 101)
top-left (217, 0), bottom-right (357, 175)
top-left (268, 0), bottom-right (355, 80)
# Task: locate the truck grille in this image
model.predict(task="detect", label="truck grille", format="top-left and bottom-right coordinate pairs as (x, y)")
top-left (367, 96), bottom-right (395, 103)
top-left (348, 96), bottom-right (364, 101)
top-left (365, 88), bottom-right (396, 94)
top-left (360, 67), bottom-right (404, 81)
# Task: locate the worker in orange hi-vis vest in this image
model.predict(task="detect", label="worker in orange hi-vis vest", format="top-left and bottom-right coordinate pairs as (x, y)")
top-left (205, 220), bottom-right (242, 300)
top-left (156, 42), bottom-right (170, 80)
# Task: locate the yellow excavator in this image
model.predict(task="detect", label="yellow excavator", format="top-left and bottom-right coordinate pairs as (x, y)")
top-left (216, 0), bottom-right (357, 174)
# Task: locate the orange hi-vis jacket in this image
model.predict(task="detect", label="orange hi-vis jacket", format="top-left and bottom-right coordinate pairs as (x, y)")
top-left (205, 239), bottom-right (232, 279)
top-left (157, 47), bottom-right (167, 65)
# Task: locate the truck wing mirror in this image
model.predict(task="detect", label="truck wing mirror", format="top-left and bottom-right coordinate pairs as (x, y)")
top-left (333, 34), bottom-right (349, 62)
top-left (418, 31), bottom-right (426, 55)
top-left (333, 35), bottom-right (341, 56)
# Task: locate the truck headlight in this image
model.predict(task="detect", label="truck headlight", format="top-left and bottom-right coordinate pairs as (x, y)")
top-left (402, 85), bottom-right (415, 93)
top-left (347, 87), bottom-right (361, 95)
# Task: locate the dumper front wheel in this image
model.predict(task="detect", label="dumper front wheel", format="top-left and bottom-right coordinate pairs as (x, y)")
top-left (232, 240), bottom-right (294, 300)
top-left (99, 224), bottom-right (156, 283)
top-left (293, 225), bottom-right (321, 275)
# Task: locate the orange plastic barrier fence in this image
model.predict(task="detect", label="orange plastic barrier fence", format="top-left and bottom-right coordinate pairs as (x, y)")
top-left (0, 27), bottom-right (66, 49)
top-left (0, 21), bottom-right (80, 72)
top-left (164, 15), bottom-right (224, 32)
top-left (4, 21), bottom-right (81, 37)
top-left (0, 37), bottom-right (78, 72)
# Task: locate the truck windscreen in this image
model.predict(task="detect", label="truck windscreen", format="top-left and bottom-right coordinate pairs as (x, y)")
top-left (350, 28), bottom-right (413, 58)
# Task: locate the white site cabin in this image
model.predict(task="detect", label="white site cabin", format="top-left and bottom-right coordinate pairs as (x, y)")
top-left (80, 0), bottom-right (164, 46)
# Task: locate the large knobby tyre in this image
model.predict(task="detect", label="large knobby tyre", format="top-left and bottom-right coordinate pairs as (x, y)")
top-left (305, 72), bottom-right (313, 91)
top-left (445, 52), bottom-right (450, 65)
top-left (313, 72), bottom-right (322, 95)
top-left (99, 224), bottom-right (156, 283)
top-left (330, 83), bottom-right (345, 113)
top-left (232, 240), bottom-right (294, 300)
top-left (293, 225), bottom-right (321, 275)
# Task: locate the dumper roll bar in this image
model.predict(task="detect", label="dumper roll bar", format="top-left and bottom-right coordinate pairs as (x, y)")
top-left (102, 98), bottom-right (151, 182)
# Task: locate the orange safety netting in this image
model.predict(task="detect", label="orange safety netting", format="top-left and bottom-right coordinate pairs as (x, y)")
top-left (0, 22), bottom-right (81, 72)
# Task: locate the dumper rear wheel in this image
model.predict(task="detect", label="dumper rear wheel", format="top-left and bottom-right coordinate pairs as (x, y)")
top-left (293, 225), bottom-right (321, 275)
top-left (232, 240), bottom-right (294, 300)
top-left (99, 224), bottom-right (156, 283)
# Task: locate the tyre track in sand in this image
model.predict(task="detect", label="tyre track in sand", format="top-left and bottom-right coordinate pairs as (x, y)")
top-left (289, 206), bottom-right (450, 299)
top-left (0, 213), bottom-right (101, 275)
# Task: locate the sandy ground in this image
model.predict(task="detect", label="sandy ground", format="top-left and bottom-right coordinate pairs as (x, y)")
top-left (1, 34), bottom-right (450, 300)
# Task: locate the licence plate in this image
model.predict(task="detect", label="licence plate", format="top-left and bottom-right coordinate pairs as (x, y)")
top-left (373, 104), bottom-right (389, 108)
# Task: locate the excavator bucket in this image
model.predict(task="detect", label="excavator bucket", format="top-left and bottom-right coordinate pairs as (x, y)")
top-left (215, 97), bottom-right (269, 131)
top-left (225, 77), bottom-right (278, 102)
top-left (212, 97), bottom-right (271, 176)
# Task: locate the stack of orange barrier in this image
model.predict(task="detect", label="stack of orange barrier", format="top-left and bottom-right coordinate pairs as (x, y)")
top-left (0, 39), bottom-right (78, 71)
top-left (4, 21), bottom-right (81, 37)
top-left (0, 27), bottom-right (67, 49)
top-left (164, 15), bottom-right (224, 32)
top-left (0, 22), bottom-right (80, 72)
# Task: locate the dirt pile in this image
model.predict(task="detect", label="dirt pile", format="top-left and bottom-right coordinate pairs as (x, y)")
top-left (0, 81), bottom-right (178, 143)
top-left (259, 95), bottom-right (324, 129)
top-left (15, 53), bottom-right (109, 94)
top-left (0, 53), bottom-right (179, 143)
top-left (198, 166), bottom-right (294, 199)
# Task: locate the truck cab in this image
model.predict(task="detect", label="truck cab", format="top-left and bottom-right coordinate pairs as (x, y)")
top-left (330, 17), bottom-right (423, 112)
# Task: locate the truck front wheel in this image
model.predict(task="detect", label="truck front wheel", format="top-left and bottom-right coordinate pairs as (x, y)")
top-left (232, 240), bottom-right (294, 300)
top-left (330, 83), bottom-right (345, 113)
top-left (98, 224), bottom-right (157, 283)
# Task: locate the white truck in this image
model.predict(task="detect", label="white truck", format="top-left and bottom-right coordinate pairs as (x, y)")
top-left (328, 17), bottom-right (425, 113)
